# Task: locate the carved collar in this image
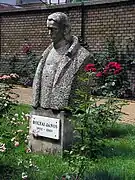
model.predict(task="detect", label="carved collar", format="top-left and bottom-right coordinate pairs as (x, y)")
top-left (65, 36), bottom-right (80, 57)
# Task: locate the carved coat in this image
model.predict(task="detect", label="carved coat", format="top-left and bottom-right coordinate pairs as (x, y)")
top-left (32, 36), bottom-right (91, 110)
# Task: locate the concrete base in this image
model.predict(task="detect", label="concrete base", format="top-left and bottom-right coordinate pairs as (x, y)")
top-left (29, 108), bottom-right (73, 155)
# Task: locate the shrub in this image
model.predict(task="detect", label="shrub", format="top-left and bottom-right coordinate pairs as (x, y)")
top-left (93, 38), bottom-right (131, 98)
top-left (17, 44), bottom-right (39, 87)
top-left (0, 73), bottom-right (19, 115)
top-left (0, 109), bottom-right (38, 179)
top-left (0, 74), bottom-right (38, 179)
top-left (1, 44), bottom-right (39, 87)
top-left (64, 62), bottom-right (126, 179)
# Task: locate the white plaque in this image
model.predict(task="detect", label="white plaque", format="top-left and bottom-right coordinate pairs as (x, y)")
top-left (31, 115), bottom-right (60, 140)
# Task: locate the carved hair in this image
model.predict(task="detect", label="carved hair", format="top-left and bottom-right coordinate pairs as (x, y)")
top-left (47, 12), bottom-right (72, 42)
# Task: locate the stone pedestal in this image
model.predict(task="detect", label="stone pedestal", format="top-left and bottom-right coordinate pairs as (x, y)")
top-left (29, 108), bottom-right (73, 155)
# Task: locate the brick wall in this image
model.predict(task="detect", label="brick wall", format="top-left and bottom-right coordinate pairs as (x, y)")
top-left (1, 1), bottom-right (135, 58)
top-left (0, 0), bottom-right (135, 96)
top-left (84, 2), bottom-right (135, 54)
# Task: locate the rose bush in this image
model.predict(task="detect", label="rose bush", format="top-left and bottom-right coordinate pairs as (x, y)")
top-left (83, 60), bottom-right (126, 97)
top-left (0, 73), bottom-right (19, 115)
top-left (93, 38), bottom-right (131, 98)
top-left (0, 74), bottom-right (39, 179)
top-left (17, 44), bottom-right (39, 87)
top-left (95, 61), bottom-right (126, 97)
top-left (103, 62), bottom-right (122, 75)
top-left (63, 62), bottom-right (126, 179)
top-left (0, 105), bottom-right (39, 179)
top-left (83, 61), bottom-right (129, 98)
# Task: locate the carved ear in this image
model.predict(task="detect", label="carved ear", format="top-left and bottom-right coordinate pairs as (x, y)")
top-left (64, 25), bottom-right (70, 35)
top-left (63, 26), bottom-right (67, 34)
top-left (64, 30), bottom-right (67, 36)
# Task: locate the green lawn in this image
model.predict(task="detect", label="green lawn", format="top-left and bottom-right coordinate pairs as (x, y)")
top-left (90, 124), bottom-right (135, 180)
top-left (1, 104), bottom-right (135, 179)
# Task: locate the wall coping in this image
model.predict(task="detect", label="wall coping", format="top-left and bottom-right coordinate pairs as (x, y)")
top-left (0, 0), bottom-right (133, 14)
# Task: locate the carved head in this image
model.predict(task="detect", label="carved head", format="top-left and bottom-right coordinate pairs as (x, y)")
top-left (47, 12), bottom-right (71, 44)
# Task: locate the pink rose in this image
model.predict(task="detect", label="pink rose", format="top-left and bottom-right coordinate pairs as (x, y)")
top-left (14, 141), bottom-right (19, 147)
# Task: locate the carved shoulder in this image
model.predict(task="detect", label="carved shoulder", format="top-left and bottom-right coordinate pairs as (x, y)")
top-left (41, 44), bottom-right (53, 59)
top-left (75, 46), bottom-right (93, 72)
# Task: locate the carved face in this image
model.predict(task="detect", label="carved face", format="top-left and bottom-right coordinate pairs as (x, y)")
top-left (47, 19), bottom-right (64, 44)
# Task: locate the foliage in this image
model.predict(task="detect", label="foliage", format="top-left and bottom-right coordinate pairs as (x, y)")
top-left (0, 73), bottom-right (19, 115)
top-left (0, 76), bottom-right (70, 179)
top-left (1, 104), bottom-right (135, 179)
top-left (60, 124), bottom-right (135, 180)
top-left (0, 104), bottom-right (72, 179)
top-left (17, 45), bottom-right (39, 87)
top-left (5, 44), bottom-right (39, 87)
top-left (63, 64), bottom-right (126, 179)
top-left (0, 104), bottom-right (39, 179)
top-left (93, 38), bottom-right (131, 98)
top-left (0, 75), bottom-right (38, 179)
top-left (95, 61), bottom-right (124, 97)
top-left (0, 37), bottom-right (133, 179)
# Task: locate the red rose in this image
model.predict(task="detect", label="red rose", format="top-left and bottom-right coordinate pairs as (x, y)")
top-left (87, 64), bottom-right (95, 68)
top-left (91, 67), bottom-right (97, 72)
top-left (103, 69), bottom-right (108, 75)
top-left (103, 62), bottom-right (122, 75)
top-left (84, 64), bottom-right (97, 72)
top-left (96, 72), bottom-right (103, 77)
top-left (108, 62), bottom-right (116, 66)
top-left (114, 69), bottom-right (120, 74)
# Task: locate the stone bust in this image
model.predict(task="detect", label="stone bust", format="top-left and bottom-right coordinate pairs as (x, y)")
top-left (32, 12), bottom-right (91, 110)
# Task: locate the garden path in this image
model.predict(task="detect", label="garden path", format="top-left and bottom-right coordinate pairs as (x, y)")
top-left (12, 85), bottom-right (32, 105)
top-left (12, 85), bottom-right (135, 124)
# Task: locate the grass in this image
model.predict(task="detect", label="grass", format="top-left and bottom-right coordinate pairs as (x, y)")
top-left (0, 104), bottom-right (71, 179)
top-left (1, 104), bottom-right (135, 179)
top-left (89, 123), bottom-right (135, 180)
